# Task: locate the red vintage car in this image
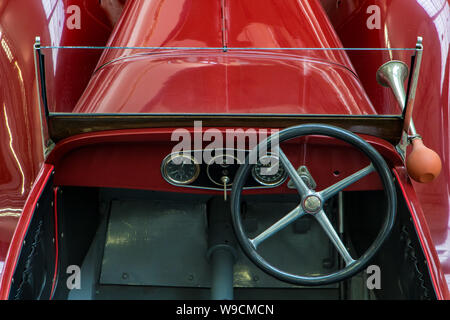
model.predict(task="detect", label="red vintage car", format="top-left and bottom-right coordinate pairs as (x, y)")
top-left (0, 0), bottom-right (449, 300)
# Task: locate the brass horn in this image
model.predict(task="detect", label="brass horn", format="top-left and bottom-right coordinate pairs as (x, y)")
top-left (376, 60), bottom-right (409, 109)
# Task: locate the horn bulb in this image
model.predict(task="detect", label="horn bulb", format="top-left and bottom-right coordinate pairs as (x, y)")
top-left (406, 139), bottom-right (442, 183)
top-left (376, 60), bottom-right (442, 183)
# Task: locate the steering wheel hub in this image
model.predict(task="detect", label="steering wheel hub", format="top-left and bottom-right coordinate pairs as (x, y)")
top-left (303, 195), bottom-right (322, 213)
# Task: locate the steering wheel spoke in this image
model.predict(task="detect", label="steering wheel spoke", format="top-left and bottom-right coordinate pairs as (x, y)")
top-left (250, 205), bottom-right (306, 249)
top-left (313, 210), bottom-right (355, 266)
top-left (279, 149), bottom-right (311, 196)
top-left (319, 163), bottom-right (375, 202)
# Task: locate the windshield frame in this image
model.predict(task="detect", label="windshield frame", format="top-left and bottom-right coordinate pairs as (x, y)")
top-left (34, 41), bottom-right (419, 144)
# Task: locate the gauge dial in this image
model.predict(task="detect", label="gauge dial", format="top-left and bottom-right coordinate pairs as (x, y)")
top-left (162, 153), bottom-right (200, 185)
top-left (252, 155), bottom-right (287, 186)
top-left (206, 154), bottom-right (241, 188)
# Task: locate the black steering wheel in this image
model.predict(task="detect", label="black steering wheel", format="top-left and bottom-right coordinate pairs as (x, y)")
top-left (230, 124), bottom-right (397, 286)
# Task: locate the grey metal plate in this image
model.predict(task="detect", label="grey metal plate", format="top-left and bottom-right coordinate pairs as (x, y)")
top-left (100, 200), bottom-right (210, 287)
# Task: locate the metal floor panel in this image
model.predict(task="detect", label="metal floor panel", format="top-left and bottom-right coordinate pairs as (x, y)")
top-left (99, 198), bottom-right (338, 289)
top-left (100, 199), bottom-right (209, 287)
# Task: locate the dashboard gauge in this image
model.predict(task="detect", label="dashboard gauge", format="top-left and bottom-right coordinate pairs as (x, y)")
top-left (206, 154), bottom-right (241, 188)
top-left (162, 153), bottom-right (200, 185)
top-left (252, 155), bottom-right (287, 186)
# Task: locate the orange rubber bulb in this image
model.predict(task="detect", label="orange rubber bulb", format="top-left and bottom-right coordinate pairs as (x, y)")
top-left (406, 138), bottom-right (442, 183)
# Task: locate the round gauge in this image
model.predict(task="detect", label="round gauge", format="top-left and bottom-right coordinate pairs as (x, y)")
top-left (162, 153), bottom-right (200, 185)
top-left (252, 155), bottom-right (287, 186)
top-left (206, 154), bottom-right (241, 187)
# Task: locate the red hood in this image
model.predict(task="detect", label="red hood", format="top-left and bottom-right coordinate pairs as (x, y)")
top-left (74, 0), bottom-right (376, 115)
top-left (74, 52), bottom-right (376, 115)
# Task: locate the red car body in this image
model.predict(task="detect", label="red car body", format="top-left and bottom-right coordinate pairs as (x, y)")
top-left (0, 0), bottom-right (449, 300)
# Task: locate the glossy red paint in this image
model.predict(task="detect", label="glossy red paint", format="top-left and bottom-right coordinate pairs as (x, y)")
top-left (0, 0), bottom-right (46, 275)
top-left (0, 0), bottom-right (115, 278)
top-left (225, 0), bottom-right (354, 68)
top-left (73, 52), bottom-right (376, 115)
top-left (100, 0), bottom-right (127, 26)
top-left (72, 0), bottom-right (377, 115)
top-left (393, 168), bottom-right (450, 300)
top-left (1, 0), bottom-right (449, 299)
top-left (97, 0), bottom-right (352, 70)
top-left (99, 0), bottom-right (223, 61)
top-left (322, 0), bottom-right (450, 296)
top-left (45, 0), bottom-right (115, 113)
top-left (0, 164), bottom-right (54, 300)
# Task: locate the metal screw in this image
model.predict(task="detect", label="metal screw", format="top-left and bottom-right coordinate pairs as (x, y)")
top-left (122, 273), bottom-right (129, 280)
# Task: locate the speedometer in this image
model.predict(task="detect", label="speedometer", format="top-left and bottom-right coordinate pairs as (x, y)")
top-left (252, 154), bottom-right (287, 186)
top-left (162, 153), bottom-right (200, 185)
